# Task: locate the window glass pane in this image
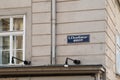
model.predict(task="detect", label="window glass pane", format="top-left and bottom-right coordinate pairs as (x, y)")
top-left (116, 35), bottom-right (120, 47)
top-left (16, 50), bottom-right (23, 64)
top-left (13, 36), bottom-right (23, 49)
top-left (116, 49), bottom-right (120, 74)
top-left (0, 36), bottom-right (10, 50)
top-left (13, 18), bottom-right (23, 31)
top-left (0, 18), bottom-right (10, 31)
top-left (2, 51), bottom-right (10, 64)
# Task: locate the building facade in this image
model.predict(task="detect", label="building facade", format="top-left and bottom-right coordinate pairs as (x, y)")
top-left (0, 0), bottom-right (119, 80)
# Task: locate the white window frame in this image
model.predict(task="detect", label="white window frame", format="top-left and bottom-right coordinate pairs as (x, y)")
top-left (0, 15), bottom-right (26, 65)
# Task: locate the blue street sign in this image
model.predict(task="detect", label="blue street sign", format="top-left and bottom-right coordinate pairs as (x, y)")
top-left (67, 35), bottom-right (90, 43)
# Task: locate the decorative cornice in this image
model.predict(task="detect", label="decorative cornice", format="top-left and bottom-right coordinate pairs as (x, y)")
top-left (0, 65), bottom-right (105, 77)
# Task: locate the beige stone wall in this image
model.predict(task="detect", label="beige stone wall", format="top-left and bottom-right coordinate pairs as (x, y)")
top-left (32, 0), bottom-right (51, 65)
top-left (0, 0), bottom-right (32, 61)
top-left (0, 0), bottom-right (107, 71)
top-left (0, 78), bottom-right (16, 80)
top-left (56, 0), bottom-right (106, 65)
top-left (30, 76), bottom-right (94, 80)
top-left (0, 0), bottom-right (31, 9)
top-left (0, 0), bottom-right (117, 80)
top-left (31, 0), bottom-right (107, 66)
top-left (0, 76), bottom-right (94, 80)
top-left (0, 0), bottom-right (114, 80)
top-left (105, 0), bottom-right (120, 80)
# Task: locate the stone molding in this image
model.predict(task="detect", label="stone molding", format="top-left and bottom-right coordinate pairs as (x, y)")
top-left (0, 65), bottom-right (105, 77)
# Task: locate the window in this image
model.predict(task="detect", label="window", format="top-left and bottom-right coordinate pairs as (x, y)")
top-left (116, 35), bottom-right (120, 74)
top-left (0, 15), bottom-right (25, 65)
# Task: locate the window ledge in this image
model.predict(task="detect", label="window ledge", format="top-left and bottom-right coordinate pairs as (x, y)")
top-left (0, 65), bottom-right (105, 77)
